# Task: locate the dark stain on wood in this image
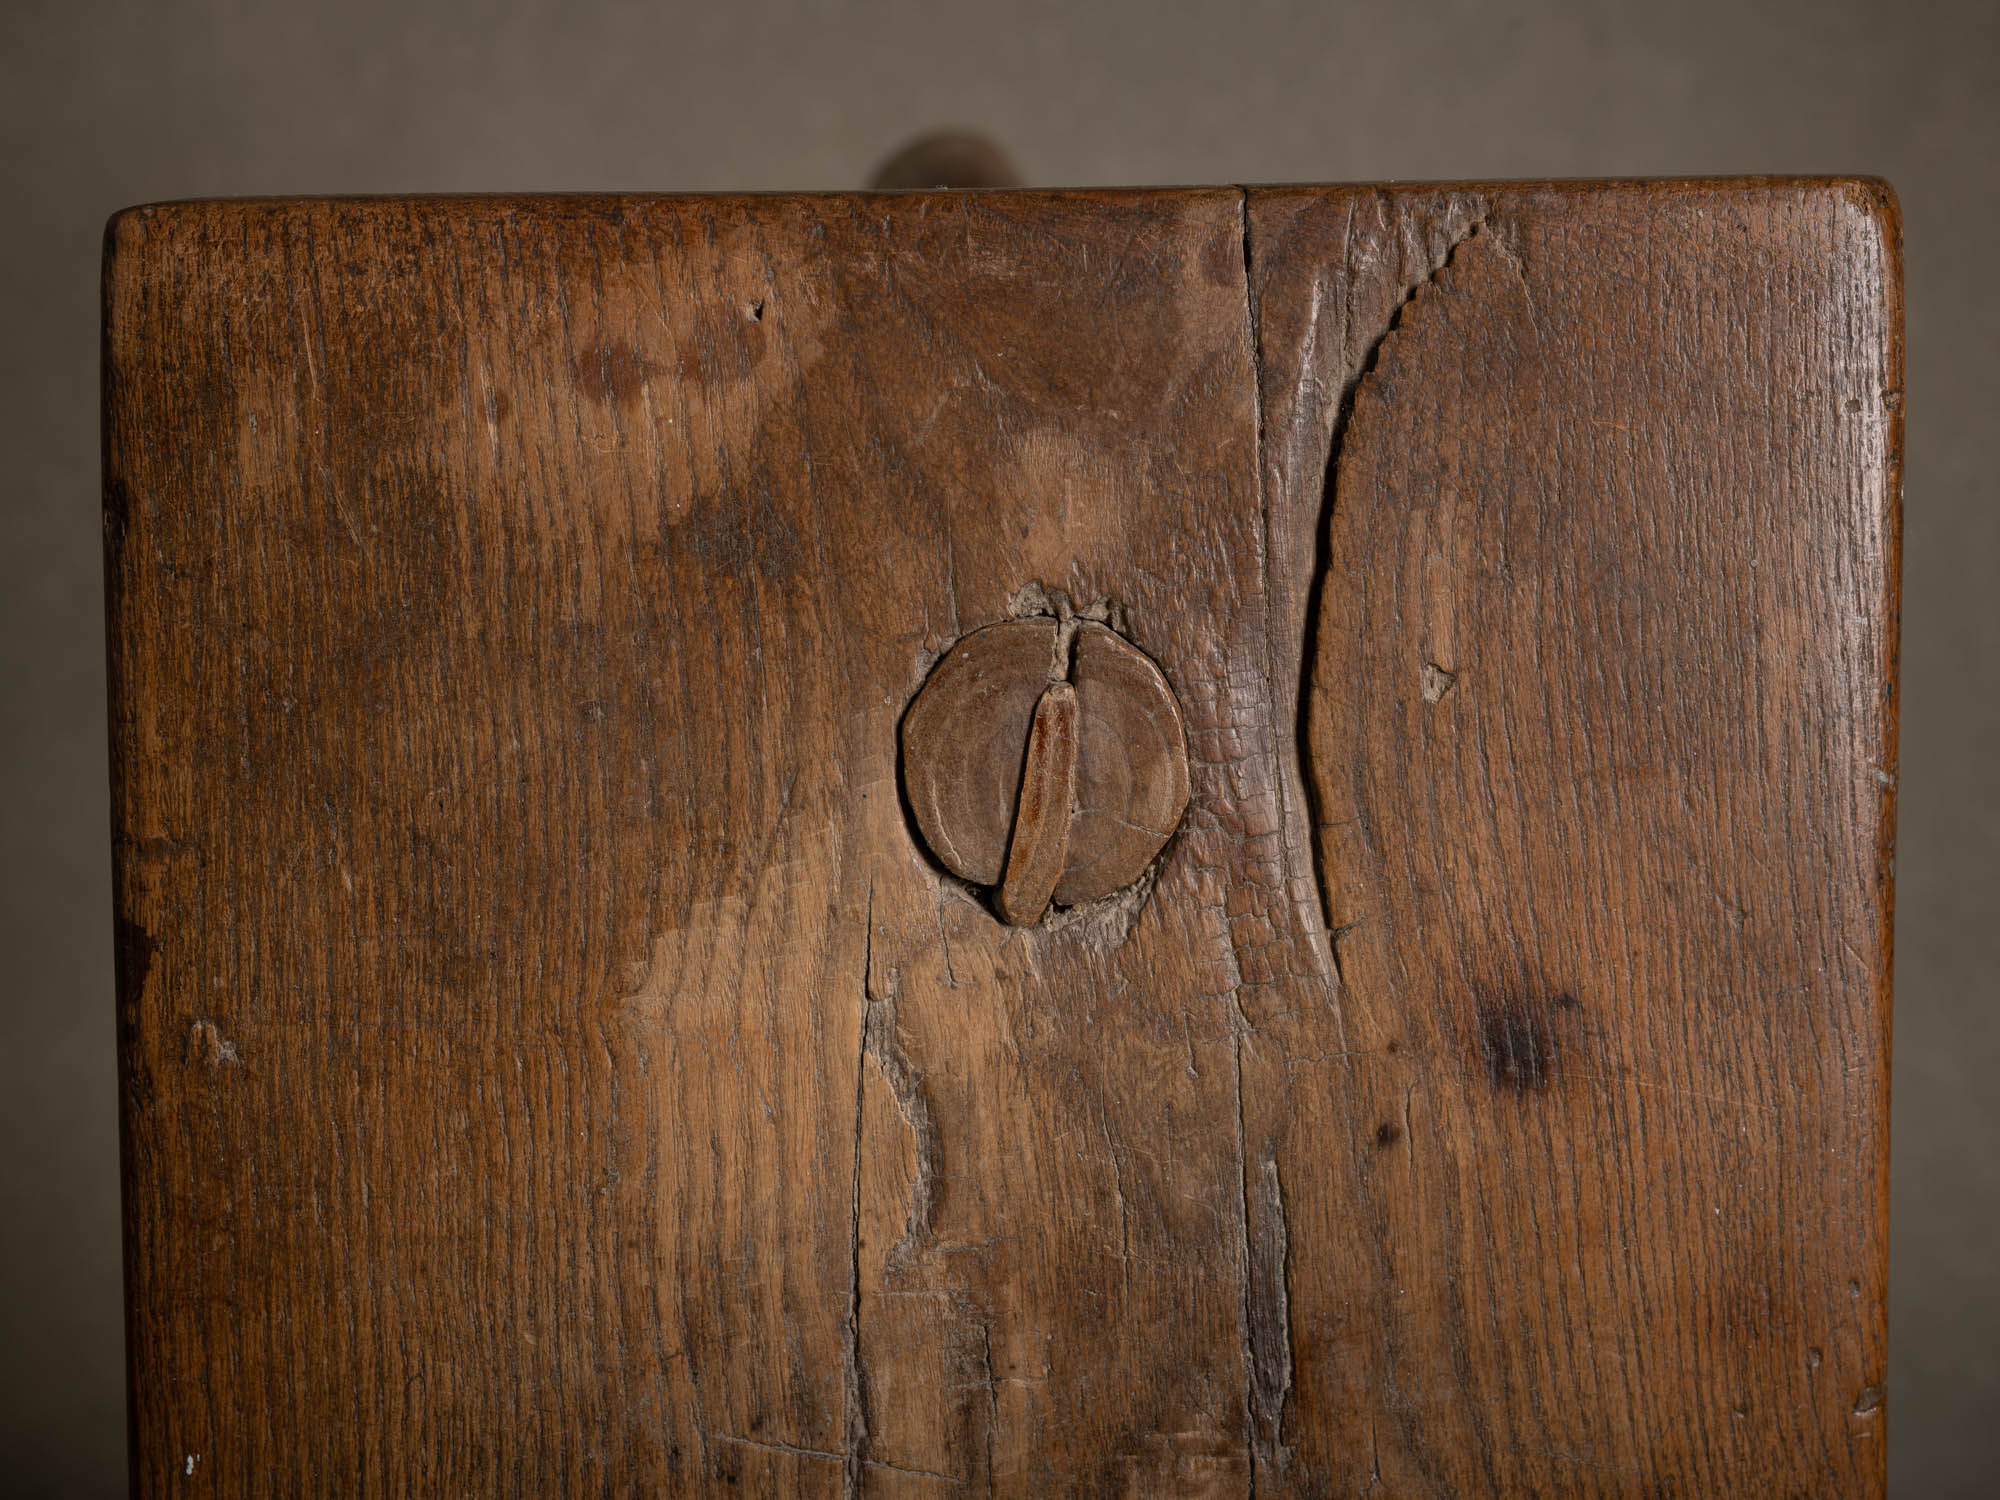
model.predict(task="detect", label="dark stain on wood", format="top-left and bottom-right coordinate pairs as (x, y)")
top-left (570, 336), bottom-right (657, 405)
top-left (112, 910), bottom-right (153, 1006)
top-left (101, 473), bottom-right (134, 546)
top-left (679, 497), bottom-right (805, 581)
top-left (1476, 996), bottom-right (1560, 1093)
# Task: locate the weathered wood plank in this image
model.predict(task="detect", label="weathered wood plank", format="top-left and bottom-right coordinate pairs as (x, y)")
top-left (107, 179), bottom-right (1898, 1496)
top-left (107, 189), bottom-right (1273, 1496)
top-left (1249, 179), bottom-right (1900, 1497)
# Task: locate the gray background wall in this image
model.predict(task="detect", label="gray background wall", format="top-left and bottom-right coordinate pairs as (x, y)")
top-left (3, 1), bottom-right (1992, 1493)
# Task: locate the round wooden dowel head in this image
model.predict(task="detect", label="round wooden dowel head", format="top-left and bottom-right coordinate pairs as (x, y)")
top-left (901, 615), bottom-right (1189, 923)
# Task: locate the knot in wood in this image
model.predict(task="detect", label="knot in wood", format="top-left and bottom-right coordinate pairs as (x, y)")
top-left (901, 616), bottom-right (1189, 924)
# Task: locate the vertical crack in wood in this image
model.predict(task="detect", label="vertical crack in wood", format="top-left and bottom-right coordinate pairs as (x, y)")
top-left (1249, 1156), bottom-right (1294, 1459)
top-left (1231, 1032), bottom-right (1259, 1497)
top-left (1234, 1032), bottom-right (1296, 1489)
top-left (1242, 188), bottom-right (1339, 996)
top-left (1234, 187), bottom-right (1267, 1500)
top-left (1296, 211), bottom-right (1491, 936)
top-left (1232, 185), bottom-right (1312, 1496)
top-left (980, 1320), bottom-right (999, 1499)
top-left (863, 980), bottom-right (940, 1266)
top-left (844, 881), bottom-right (874, 1498)
top-left (1241, 192), bottom-right (1491, 1490)
top-left (1094, 1104), bottom-right (1134, 1301)
top-left (1237, 185), bottom-right (1300, 1491)
top-left (1297, 213), bottom-right (1545, 1499)
top-left (848, 877), bottom-right (943, 1484)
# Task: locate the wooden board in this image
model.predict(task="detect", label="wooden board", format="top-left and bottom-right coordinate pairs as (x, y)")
top-left (105, 180), bottom-right (1899, 1497)
top-left (1248, 181), bottom-right (1901, 1497)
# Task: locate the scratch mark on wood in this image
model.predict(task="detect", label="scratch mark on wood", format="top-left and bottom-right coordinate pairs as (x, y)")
top-left (980, 1320), bottom-right (999, 1499)
top-left (1232, 1036), bottom-right (1294, 1480)
top-left (187, 1019), bottom-right (240, 1068)
top-left (1095, 1106), bottom-right (1133, 1298)
top-left (1232, 1035), bottom-right (1257, 1488)
top-left (864, 976), bottom-right (941, 1265)
top-left (1247, 1152), bottom-right (1294, 1467)
top-left (714, 1433), bottom-right (962, 1484)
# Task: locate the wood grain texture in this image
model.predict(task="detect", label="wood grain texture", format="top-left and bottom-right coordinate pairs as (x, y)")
top-left (105, 180), bottom-right (1899, 1496)
top-left (1250, 180), bottom-right (1901, 1498)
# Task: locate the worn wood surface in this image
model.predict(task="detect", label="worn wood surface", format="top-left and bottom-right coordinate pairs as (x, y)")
top-left (105, 180), bottom-right (1899, 1496)
top-left (1249, 181), bottom-right (1901, 1498)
